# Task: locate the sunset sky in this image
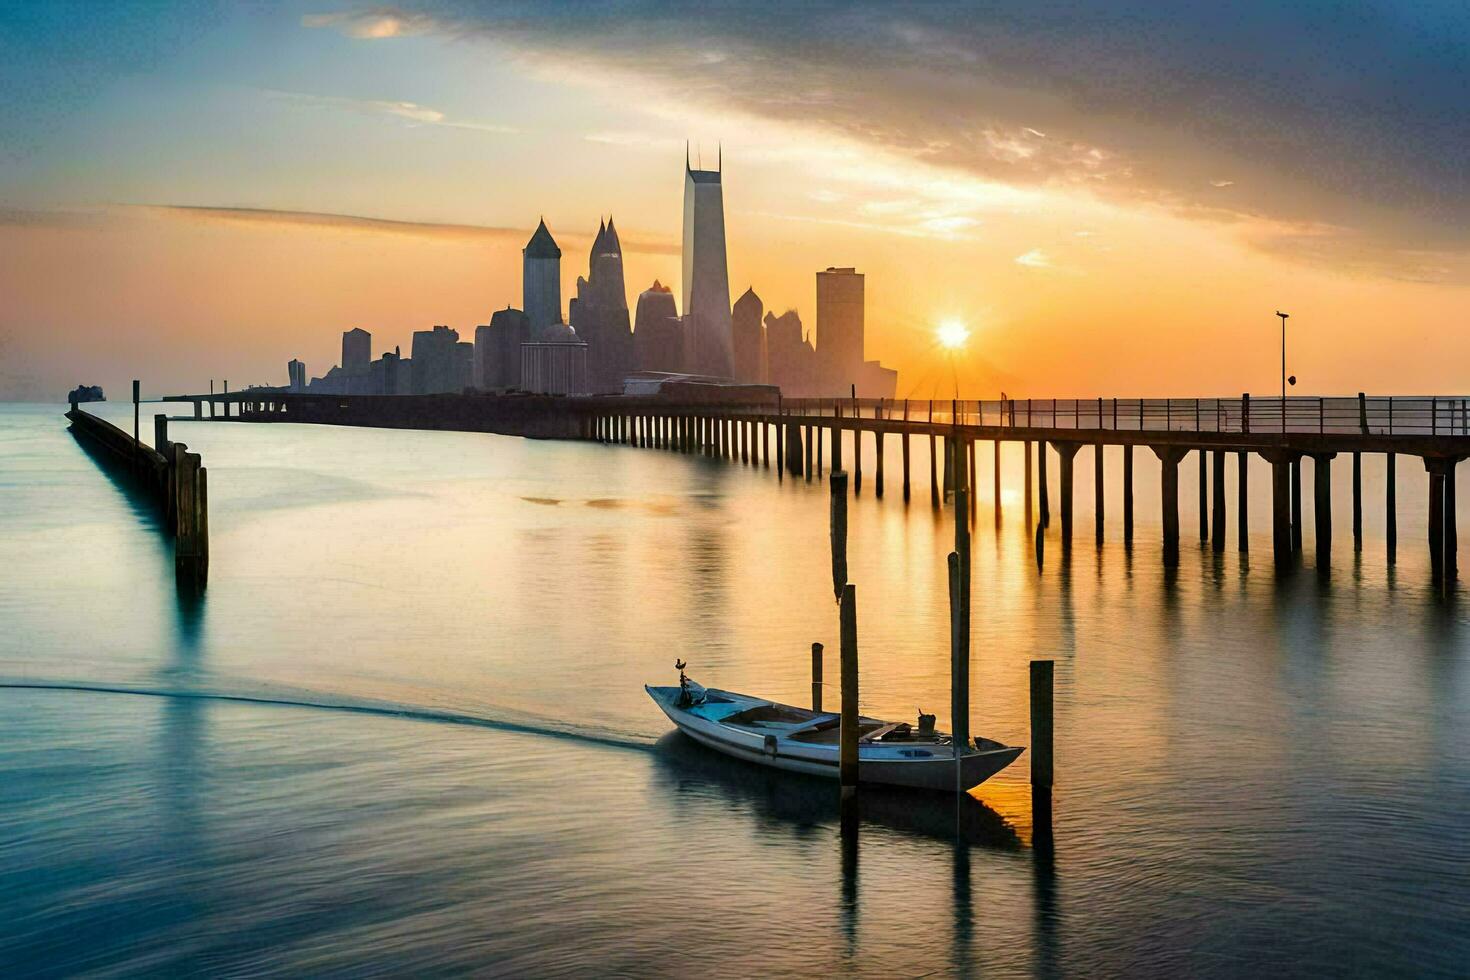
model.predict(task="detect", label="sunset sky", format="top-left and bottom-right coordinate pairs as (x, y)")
top-left (2, 1), bottom-right (1467, 401)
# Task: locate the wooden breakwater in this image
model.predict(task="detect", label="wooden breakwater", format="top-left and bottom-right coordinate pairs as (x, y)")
top-left (65, 405), bottom-right (209, 590)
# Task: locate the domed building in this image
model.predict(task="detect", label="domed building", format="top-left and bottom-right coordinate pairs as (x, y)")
top-left (520, 319), bottom-right (589, 395)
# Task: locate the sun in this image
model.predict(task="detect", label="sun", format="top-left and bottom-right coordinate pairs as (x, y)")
top-left (936, 318), bottom-right (970, 350)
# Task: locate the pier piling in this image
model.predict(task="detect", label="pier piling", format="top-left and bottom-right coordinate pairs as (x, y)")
top-left (1052, 442), bottom-right (1080, 549)
top-left (1199, 451), bottom-right (1208, 542)
top-left (1238, 452), bottom-right (1250, 552)
top-left (1039, 444), bottom-right (1050, 528)
top-left (830, 471), bottom-right (849, 601)
top-left (1352, 452), bottom-right (1362, 551)
top-left (1290, 457), bottom-right (1303, 554)
top-left (875, 431), bottom-right (885, 498)
top-left (1123, 444), bottom-right (1134, 545)
top-left (1314, 454), bottom-right (1335, 566)
top-left (1387, 453), bottom-right (1397, 565)
top-left (1212, 450), bottom-right (1226, 553)
top-left (1153, 446), bottom-right (1188, 567)
top-left (1094, 443), bottom-right (1104, 545)
top-left (1025, 441), bottom-right (1034, 530)
top-left (839, 583), bottom-right (859, 799)
top-left (811, 642), bottom-right (824, 712)
top-left (1030, 660), bottom-right (1054, 790)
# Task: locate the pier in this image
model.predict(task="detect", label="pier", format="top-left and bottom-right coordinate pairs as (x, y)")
top-left (170, 390), bottom-right (1470, 581)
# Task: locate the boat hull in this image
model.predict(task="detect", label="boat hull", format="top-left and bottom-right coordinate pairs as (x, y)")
top-left (647, 684), bottom-right (1023, 793)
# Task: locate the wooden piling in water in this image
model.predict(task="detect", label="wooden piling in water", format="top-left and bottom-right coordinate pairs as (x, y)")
top-left (1198, 450), bottom-right (1208, 542)
top-left (1030, 660), bottom-right (1054, 790)
top-left (949, 436), bottom-right (971, 792)
top-left (1123, 444), bottom-right (1134, 546)
top-left (967, 438), bottom-right (977, 525)
top-left (902, 402), bottom-right (911, 501)
top-left (1093, 443), bottom-right (1104, 545)
top-left (1053, 442), bottom-right (1079, 549)
top-left (1024, 440), bottom-right (1034, 530)
top-left (811, 642), bottom-right (824, 712)
top-left (830, 471), bottom-right (849, 600)
top-left (807, 425), bottom-right (816, 483)
top-left (1269, 455), bottom-right (1292, 569)
top-left (1387, 453), bottom-right (1397, 565)
top-left (816, 424), bottom-right (824, 477)
top-left (1238, 452), bottom-right (1250, 552)
top-left (875, 430), bottom-right (885, 498)
top-left (786, 422), bottom-right (805, 477)
top-left (929, 432), bottom-right (939, 509)
top-left (1448, 462), bottom-right (1458, 582)
top-left (1290, 456), bottom-right (1303, 553)
top-left (1153, 446), bottom-right (1187, 568)
top-left (1314, 454), bottom-right (1334, 566)
top-left (1212, 450), bottom-right (1226, 553)
top-left (1352, 452), bottom-right (1362, 551)
top-left (1039, 443), bottom-right (1050, 528)
top-left (854, 420), bottom-right (863, 494)
top-left (839, 583), bottom-right (859, 798)
top-left (994, 439), bottom-right (1003, 528)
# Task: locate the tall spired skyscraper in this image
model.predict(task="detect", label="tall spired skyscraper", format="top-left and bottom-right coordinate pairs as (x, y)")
top-left (681, 147), bottom-right (733, 377)
top-left (522, 218), bottom-right (562, 333)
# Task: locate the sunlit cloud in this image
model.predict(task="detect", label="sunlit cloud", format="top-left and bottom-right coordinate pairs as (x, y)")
top-left (135, 205), bottom-right (680, 255)
top-left (1015, 248), bottom-right (1051, 269)
top-left (301, 9), bottom-right (440, 39)
top-left (263, 89), bottom-right (518, 134)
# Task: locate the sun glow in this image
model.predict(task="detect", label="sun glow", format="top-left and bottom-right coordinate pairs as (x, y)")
top-left (937, 318), bottom-right (970, 350)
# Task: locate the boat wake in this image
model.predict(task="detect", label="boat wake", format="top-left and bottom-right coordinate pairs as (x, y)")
top-left (0, 678), bottom-right (657, 752)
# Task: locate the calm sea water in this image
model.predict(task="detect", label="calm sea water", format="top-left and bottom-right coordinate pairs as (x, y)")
top-left (2, 401), bottom-right (1467, 977)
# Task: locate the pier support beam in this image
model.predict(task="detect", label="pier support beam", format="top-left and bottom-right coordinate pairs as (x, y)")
top-left (929, 433), bottom-right (939, 509)
top-left (1038, 442), bottom-right (1051, 528)
top-left (1260, 450), bottom-right (1298, 570)
top-left (1199, 450), bottom-right (1208, 542)
top-left (805, 425), bottom-right (814, 481)
top-left (1238, 452), bottom-right (1250, 552)
top-left (1211, 450), bottom-right (1226, 553)
top-left (1313, 453), bottom-right (1336, 566)
top-left (1352, 452), bottom-right (1362, 552)
top-left (1151, 445), bottom-right (1189, 568)
top-left (1290, 456), bottom-right (1303, 554)
top-left (816, 425), bottom-right (824, 477)
top-left (1093, 443), bottom-right (1105, 545)
top-left (1423, 457), bottom-right (1460, 585)
top-left (1050, 441), bottom-right (1081, 549)
top-left (1123, 444), bottom-right (1134, 546)
top-left (875, 431), bottom-right (884, 498)
top-left (902, 431), bottom-right (911, 501)
top-left (785, 422), bottom-right (805, 478)
top-left (1387, 453), bottom-right (1396, 564)
top-left (995, 439), bottom-right (1003, 529)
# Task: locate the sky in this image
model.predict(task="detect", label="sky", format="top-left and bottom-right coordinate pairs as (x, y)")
top-left (1, 0), bottom-right (1467, 401)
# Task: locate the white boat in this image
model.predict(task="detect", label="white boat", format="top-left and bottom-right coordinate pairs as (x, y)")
top-left (646, 675), bottom-right (1024, 793)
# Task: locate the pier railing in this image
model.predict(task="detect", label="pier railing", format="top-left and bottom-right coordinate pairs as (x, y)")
top-left (764, 394), bottom-right (1470, 437)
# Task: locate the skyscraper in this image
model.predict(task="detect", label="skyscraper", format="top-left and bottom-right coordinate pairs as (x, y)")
top-left (816, 267), bottom-right (864, 392)
top-left (681, 148), bottom-right (733, 377)
top-left (522, 219), bottom-right (562, 333)
top-left (342, 327), bottom-right (371, 376)
top-left (571, 216), bottom-right (634, 392)
top-left (731, 287), bottom-right (766, 383)
top-left (633, 280), bottom-right (681, 374)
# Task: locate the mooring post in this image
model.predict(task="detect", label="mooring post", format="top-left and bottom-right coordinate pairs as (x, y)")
top-left (1387, 452), bottom-right (1397, 565)
top-left (1052, 442), bottom-right (1080, 549)
top-left (993, 439), bottom-right (1003, 528)
top-left (1030, 660), bottom-right (1054, 791)
top-left (853, 418), bottom-right (863, 494)
top-left (950, 434), bottom-right (972, 794)
top-left (832, 402), bottom-right (844, 474)
top-left (154, 414), bottom-right (169, 455)
top-left (1314, 454), bottom-right (1335, 566)
top-left (1212, 450), bottom-right (1226, 553)
top-left (805, 425), bottom-right (814, 480)
top-left (1238, 452), bottom-right (1250, 552)
top-left (1153, 446), bottom-right (1188, 568)
top-left (1093, 442), bottom-right (1104, 545)
top-left (817, 423), bottom-right (824, 476)
top-left (1123, 443), bottom-right (1134, 546)
top-left (839, 583), bottom-right (859, 799)
top-left (1352, 452), bottom-right (1363, 552)
top-left (830, 471), bottom-right (849, 600)
top-left (811, 642), bottom-right (824, 712)
top-left (132, 380), bottom-right (140, 462)
top-left (776, 417), bottom-right (785, 475)
top-left (1449, 461), bottom-right (1459, 582)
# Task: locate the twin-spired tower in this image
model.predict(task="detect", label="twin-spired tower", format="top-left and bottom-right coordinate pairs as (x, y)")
top-left (681, 147), bottom-right (734, 378)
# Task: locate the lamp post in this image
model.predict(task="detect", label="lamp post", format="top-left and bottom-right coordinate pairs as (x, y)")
top-left (1276, 311), bottom-right (1291, 433)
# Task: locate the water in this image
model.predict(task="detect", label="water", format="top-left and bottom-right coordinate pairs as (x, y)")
top-left (2, 402), bottom-right (1467, 976)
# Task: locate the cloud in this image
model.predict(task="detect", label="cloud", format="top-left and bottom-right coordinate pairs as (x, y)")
top-left (302, 9), bottom-right (440, 39)
top-left (263, 88), bottom-right (517, 134)
top-left (1015, 249), bottom-right (1051, 269)
top-left (340, 1), bottom-right (1470, 275)
top-left (136, 204), bottom-right (680, 255)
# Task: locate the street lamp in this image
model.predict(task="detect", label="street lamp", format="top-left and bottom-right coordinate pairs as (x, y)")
top-left (1276, 311), bottom-right (1296, 432)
